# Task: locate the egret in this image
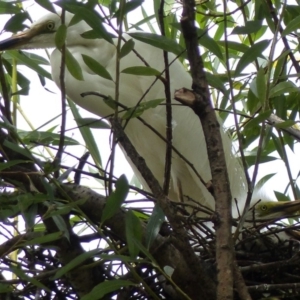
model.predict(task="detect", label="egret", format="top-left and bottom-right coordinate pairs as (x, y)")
top-left (0, 10), bottom-right (247, 215)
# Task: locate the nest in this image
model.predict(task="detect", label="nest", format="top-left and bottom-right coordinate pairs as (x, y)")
top-left (187, 215), bottom-right (300, 300)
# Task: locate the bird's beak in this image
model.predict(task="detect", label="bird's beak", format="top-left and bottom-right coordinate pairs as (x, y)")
top-left (0, 25), bottom-right (43, 51)
top-left (271, 199), bottom-right (300, 216)
top-left (0, 31), bottom-right (31, 51)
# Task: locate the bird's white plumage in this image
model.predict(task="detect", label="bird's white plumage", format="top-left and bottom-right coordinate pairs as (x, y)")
top-left (2, 11), bottom-right (248, 214)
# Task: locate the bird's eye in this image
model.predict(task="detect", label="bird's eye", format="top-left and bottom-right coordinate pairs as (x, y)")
top-left (261, 205), bottom-right (268, 211)
top-left (46, 21), bottom-right (55, 31)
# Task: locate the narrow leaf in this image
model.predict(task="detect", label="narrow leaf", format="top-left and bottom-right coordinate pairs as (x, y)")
top-left (126, 210), bottom-right (143, 258)
top-left (121, 66), bottom-right (161, 76)
top-left (23, 232), bottom-right (63, 246)
top-left (11, 266), bottom-right (50, 292)
top-left (61, 3), bottom-right (114, 44)
top-left (244, 110), bottom-right (272, 132)
top-left (122, 99), bottom-right (164, 120)
top-left (8, 50), bottom-right (51, 79)
top-left (255, 173), bottom-right (276, 191)
top-left (145, 204), bottom-right (165, 249)
top-left (55, 24), bottom-right (67, 49)
top-left (256, 68), bottom-right (266, 103)
top-left (270, 81), bottom-right (300, 98)
top-left (129, 32), bottom-right (185, 56)
top-left (282, 15), bottom-right (300, 36)
top-left (3, 140), bottom-right (33, 160)
top-left (68, 100), bottom-right (103, 168)
top-left (81, 280), bottom-right (134, 300)
top-left (274, 120), bottom-right (296, 129)
top-left (65, 48), bottom-right (84, 81)
top-left (101, 175), bottom-right (129, 223)
top-left (34, 0), bottom-right (56, 13)
top-left (82, 54), bottom-right (113, 80)
top-left (76, 117), bottom-right (111, 129)
top-left (231, 20), bottom-right (262, 35)
top-left (53, 249), bottom-right (100, 280)
top-left (197, 28), bottom-right (223, 60)
top-left (120, 39), bottom-right (135, 58)
top-left (235, 40), bottom-right (269, 76)
top-left (0, 160), bottom-right (32, 171)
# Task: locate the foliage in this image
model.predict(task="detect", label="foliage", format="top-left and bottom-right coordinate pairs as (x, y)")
top-left (1, 0), bottom-right (300, 299)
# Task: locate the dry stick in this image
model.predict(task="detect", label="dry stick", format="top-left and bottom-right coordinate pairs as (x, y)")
top-left (110, 118), bottom-right (216, 300)
top-left (54, 9), bottom-right (67, 179)
top-left (158, 0), bottom-right (172, 196)
top-left (0, 56), bottom-right (13, 124)
top-left (180, 1), bottom-right (234, 300)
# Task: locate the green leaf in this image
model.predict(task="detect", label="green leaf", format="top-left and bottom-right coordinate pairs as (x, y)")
top-left (271, 133), bottom-right (284, 160)
top-left (122, 99), bottom-right (164, 119)
top-left (101, 175), bottom-right (129, 223)
top-left (103, 95), bottom-right (118, 110)
top-left (235, 40), bottom-right (270, 76)
top-left (218, 41), bottom-right (249, 53)
top-left (256, 68), bottom-right (266, 103)
top-left (120, 39), bottom-right (135, 58)
top-left (23, 232), bottom-right (63, 246)
top-left (34, 0), bottom-right (56, 13)
top-left (0, 2), bottom-right (22, 14)
top-left (80, 30), bottom-right (103, 39)
top-left (274, 191), bottom-right (290, 202)
top-left (270, 81), bottom-right (300, 98)
top-left (121, 66), bottom-right (161, 76)
top-left (231, 20), bottom-right (262, 34)
top-left (114, 0), bottom-right (144, 21)
top-left (68, 100), bottom-right (103, 168)
top-left (82, 54), bottom-right (113, 81)
top-left (145, 204), bottom-right (165, 249)
top-left (19, 130), bottom-right (80, 146)
top-left (0, 283), bottom-right (12, 293)
top-left (274, 120), bottom-right (296, 129)
top-left (139, 6), bottom-right (156, 32)
top-left (99, 254), bottom-right (136, 263)
top-left (127, 235), bottom-right (157, 262)
top-left (76, 118), bottom-right (111, 129)
top-left (3, 140), bottom-right (33, 160)
top-left (129, 32), bottom-right (185, 56)
top-left (126, 210), bottom-right (143, 258)
top-left (7, 50), bottom-right (52, 79)
top-left (273, 50), bottom-right (289, 83)
top-left (61, 3), bottom-right (114, 44)
top-left (197, 28), bottom-right (223, 60)
top-left (55, 24), bottom-right (67, 49)
top-left (21, 203), bottom-right (37, 230)
top-left (65, 48), bottom-right (84, 81)
top-left (245, 154), bottom-right (277, 167)
top-left (11, 51), bottom-right (50, 65)
top-left (81, 280), bottom-right (134, 300)
top-left (0, 160), bottom-right (32, 171)
top-left (53, 249), bottom-right (100, 280)
top-left (282, 15), bottom-right (300, 36)
top-left (255, 173), bottom-right (276, 191)
top-left (244, 110), bottom-right (272, 132)
top-left (3, 12), bottom-right (29, 33)
top-left (205, 72), bottom-right (227, 95)
top-left (11, 266), bottom-right (50, 292)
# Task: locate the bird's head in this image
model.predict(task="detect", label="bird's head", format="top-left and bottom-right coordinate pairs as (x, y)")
top-left (0, 11), bottom-right (88, 51)
top-left (246, 199), bottom-right (300, 221)
top-left (0, 13), bottom-right (62, 50)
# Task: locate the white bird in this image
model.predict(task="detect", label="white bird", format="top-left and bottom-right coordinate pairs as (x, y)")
top-left (0, 10), bottom-right (247, 215)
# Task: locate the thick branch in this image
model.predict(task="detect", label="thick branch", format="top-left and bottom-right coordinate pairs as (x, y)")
top-left (180, 2), bottom-right (234, 299)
